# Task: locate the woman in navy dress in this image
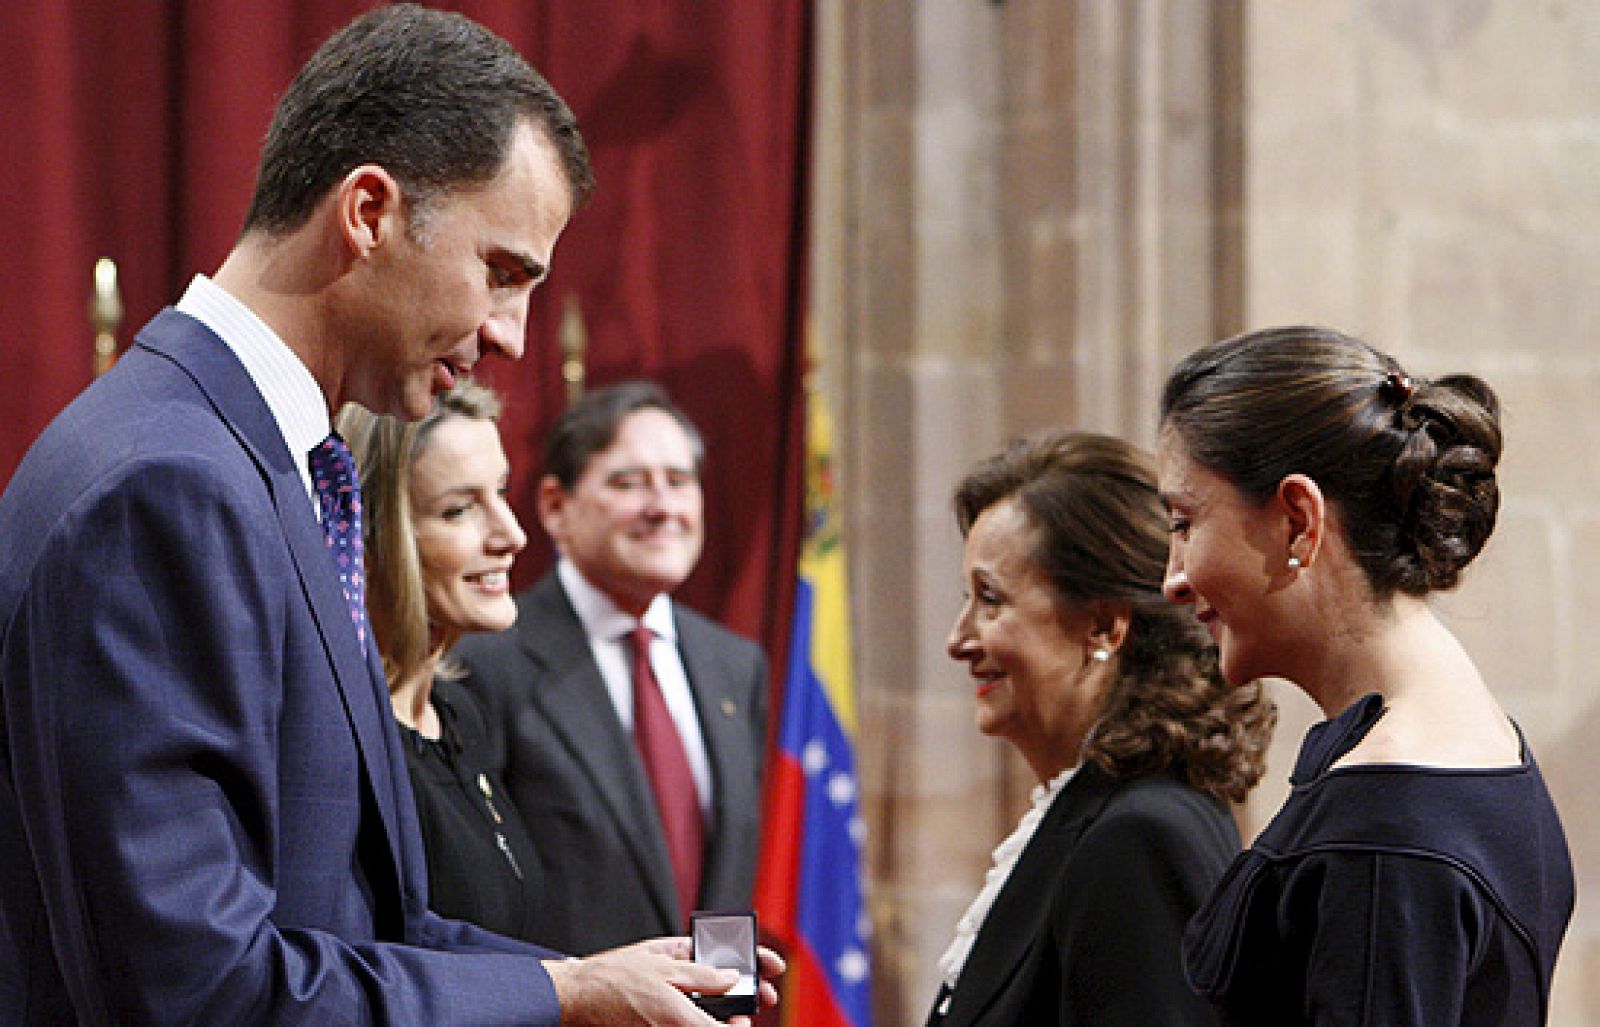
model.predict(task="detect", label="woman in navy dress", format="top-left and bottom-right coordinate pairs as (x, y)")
top-left (1157, 326), bottom-right (1574, 1025)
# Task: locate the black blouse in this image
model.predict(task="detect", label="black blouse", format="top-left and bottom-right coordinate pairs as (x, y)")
top-left (399, 677), bottom-right (545, 944)
top-left (1184, 693), bottom-right (1574, 1026)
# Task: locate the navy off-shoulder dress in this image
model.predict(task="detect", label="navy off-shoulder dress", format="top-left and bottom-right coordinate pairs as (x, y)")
top-left (1184, 693), bottom-right (1574, 1026)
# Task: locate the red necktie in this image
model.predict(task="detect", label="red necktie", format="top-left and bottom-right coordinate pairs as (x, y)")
top-left (629, 625), bottom-right (703, 926)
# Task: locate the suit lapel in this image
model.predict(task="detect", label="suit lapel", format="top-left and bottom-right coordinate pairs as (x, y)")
top-left (278, 480), bottom-right (408, 867)
top-left (139, 310), bottom-right (408, 893)
top-left (517, 576), bottom-right (682, 925)
top-left (944, 765), bottom-right (1121, 1024)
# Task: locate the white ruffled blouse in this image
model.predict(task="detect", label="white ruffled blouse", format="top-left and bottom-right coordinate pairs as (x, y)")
top-left (936, 765), bottom-right (1079, 1007)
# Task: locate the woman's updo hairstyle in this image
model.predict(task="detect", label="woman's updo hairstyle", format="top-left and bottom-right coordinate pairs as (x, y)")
top-left (1159, 326), bottom-right (1502, 597)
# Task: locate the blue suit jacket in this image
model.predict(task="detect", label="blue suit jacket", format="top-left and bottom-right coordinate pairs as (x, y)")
top-left (0, 309), bottom-right (563, 1023)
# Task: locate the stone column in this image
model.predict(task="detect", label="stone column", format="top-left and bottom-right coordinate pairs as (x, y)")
top-left (809, 1), bottom-right (1244, 1019)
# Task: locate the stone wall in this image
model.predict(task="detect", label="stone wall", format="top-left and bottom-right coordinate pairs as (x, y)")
top-left (1242, 4), bottom-right (1600, 1021)
top-left (810, 1), bottom-right (1597, 1023)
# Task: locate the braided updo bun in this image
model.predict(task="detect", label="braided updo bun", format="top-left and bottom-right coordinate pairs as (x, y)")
top-left (1160, 326), bottom-right (1502, 598)
top-left (1386, 373), bottom-right (1501, 593)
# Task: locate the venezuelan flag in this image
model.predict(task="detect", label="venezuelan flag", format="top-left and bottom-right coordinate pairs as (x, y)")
top-left (755, 385), bottom-right (872, 1026)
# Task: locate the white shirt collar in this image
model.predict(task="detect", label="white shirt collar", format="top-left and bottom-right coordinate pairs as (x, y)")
top-left (557, 558), bottom-right (677, 642)
top-left (175, 274), bottom-right (329, 509)
top-left (554, 558), bottom-right (710, 813)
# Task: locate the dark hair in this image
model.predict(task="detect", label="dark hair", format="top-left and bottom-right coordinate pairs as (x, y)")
top-left (542, 381), bottom-right (704, 489)
top-left (1160, 326), bottom-right (1502, 597)
top-left (954, 430), bottom-right (1274, 803)
top-left (243, 3), bottom-right (593, 236)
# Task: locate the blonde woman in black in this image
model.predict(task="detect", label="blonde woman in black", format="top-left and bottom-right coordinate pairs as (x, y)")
top-left (339, 381), bottom-right (543, 940)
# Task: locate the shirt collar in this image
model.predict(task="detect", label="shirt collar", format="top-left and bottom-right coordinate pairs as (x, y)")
top-left (175, 274), bottom-right (329, 507)
top-left (557, 558), bottom-right (677, 643)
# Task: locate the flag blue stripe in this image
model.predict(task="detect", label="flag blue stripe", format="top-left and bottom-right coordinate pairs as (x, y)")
top-left (779, 578), bottom-right (872, 1024)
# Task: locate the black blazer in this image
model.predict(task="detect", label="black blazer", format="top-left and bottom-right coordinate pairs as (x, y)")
top-left (454, 569), bottom-right (768, 954)
top-left (927, 765), bottom-right (1237, 1026)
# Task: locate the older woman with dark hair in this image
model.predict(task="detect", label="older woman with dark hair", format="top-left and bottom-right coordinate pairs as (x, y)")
top-left (337, 382), bottom-right (544, 940)
top-left (1159, 326), bottom-right (1574, 1024)
top-left (928, 429), bottom-right (1275, 1026)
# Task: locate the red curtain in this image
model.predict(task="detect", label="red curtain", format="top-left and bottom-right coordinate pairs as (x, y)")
top-left (0, 0), bottom-right (809, 659)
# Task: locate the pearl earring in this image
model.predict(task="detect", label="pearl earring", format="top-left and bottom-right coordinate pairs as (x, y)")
top-left (1287, 555), bottom-right (1302, 570)
top-left (1091, 648), bottom-right (1111, 663)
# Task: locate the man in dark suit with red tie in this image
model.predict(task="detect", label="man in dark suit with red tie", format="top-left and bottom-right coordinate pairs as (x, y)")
top-left (0, 7), bottom-right (771, 1023)
top-left (456, 381), bottom-right (769, 955)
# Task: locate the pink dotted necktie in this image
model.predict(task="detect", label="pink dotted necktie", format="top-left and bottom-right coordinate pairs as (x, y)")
top-left (309, 433), bottom-right (367, 655)
top-left (628, 625), bottom-right (703, 926)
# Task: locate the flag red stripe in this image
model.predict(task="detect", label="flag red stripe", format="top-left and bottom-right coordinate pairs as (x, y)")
top-left (754, 749), bottom-right (805, 941)
top-left (779, 935), bottom-right (854, 1027)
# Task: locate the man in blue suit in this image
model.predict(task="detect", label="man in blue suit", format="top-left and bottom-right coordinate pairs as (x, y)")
top-left (0, 6), bottom-right (771, 1023)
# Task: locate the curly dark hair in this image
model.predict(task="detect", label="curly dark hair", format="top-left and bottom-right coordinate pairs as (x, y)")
top-left (1160, 325), bottom-right (1502, 597)
top-left (954, 430), bottom-right (1275, 803)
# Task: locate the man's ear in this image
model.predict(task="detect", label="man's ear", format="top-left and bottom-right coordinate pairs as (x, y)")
top-left (334, 164), bottom-right (405, 258)
top-left (1276, 473), bottom-right (1326, 568)
top-left (536, 475), bottom-right (569, 544)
